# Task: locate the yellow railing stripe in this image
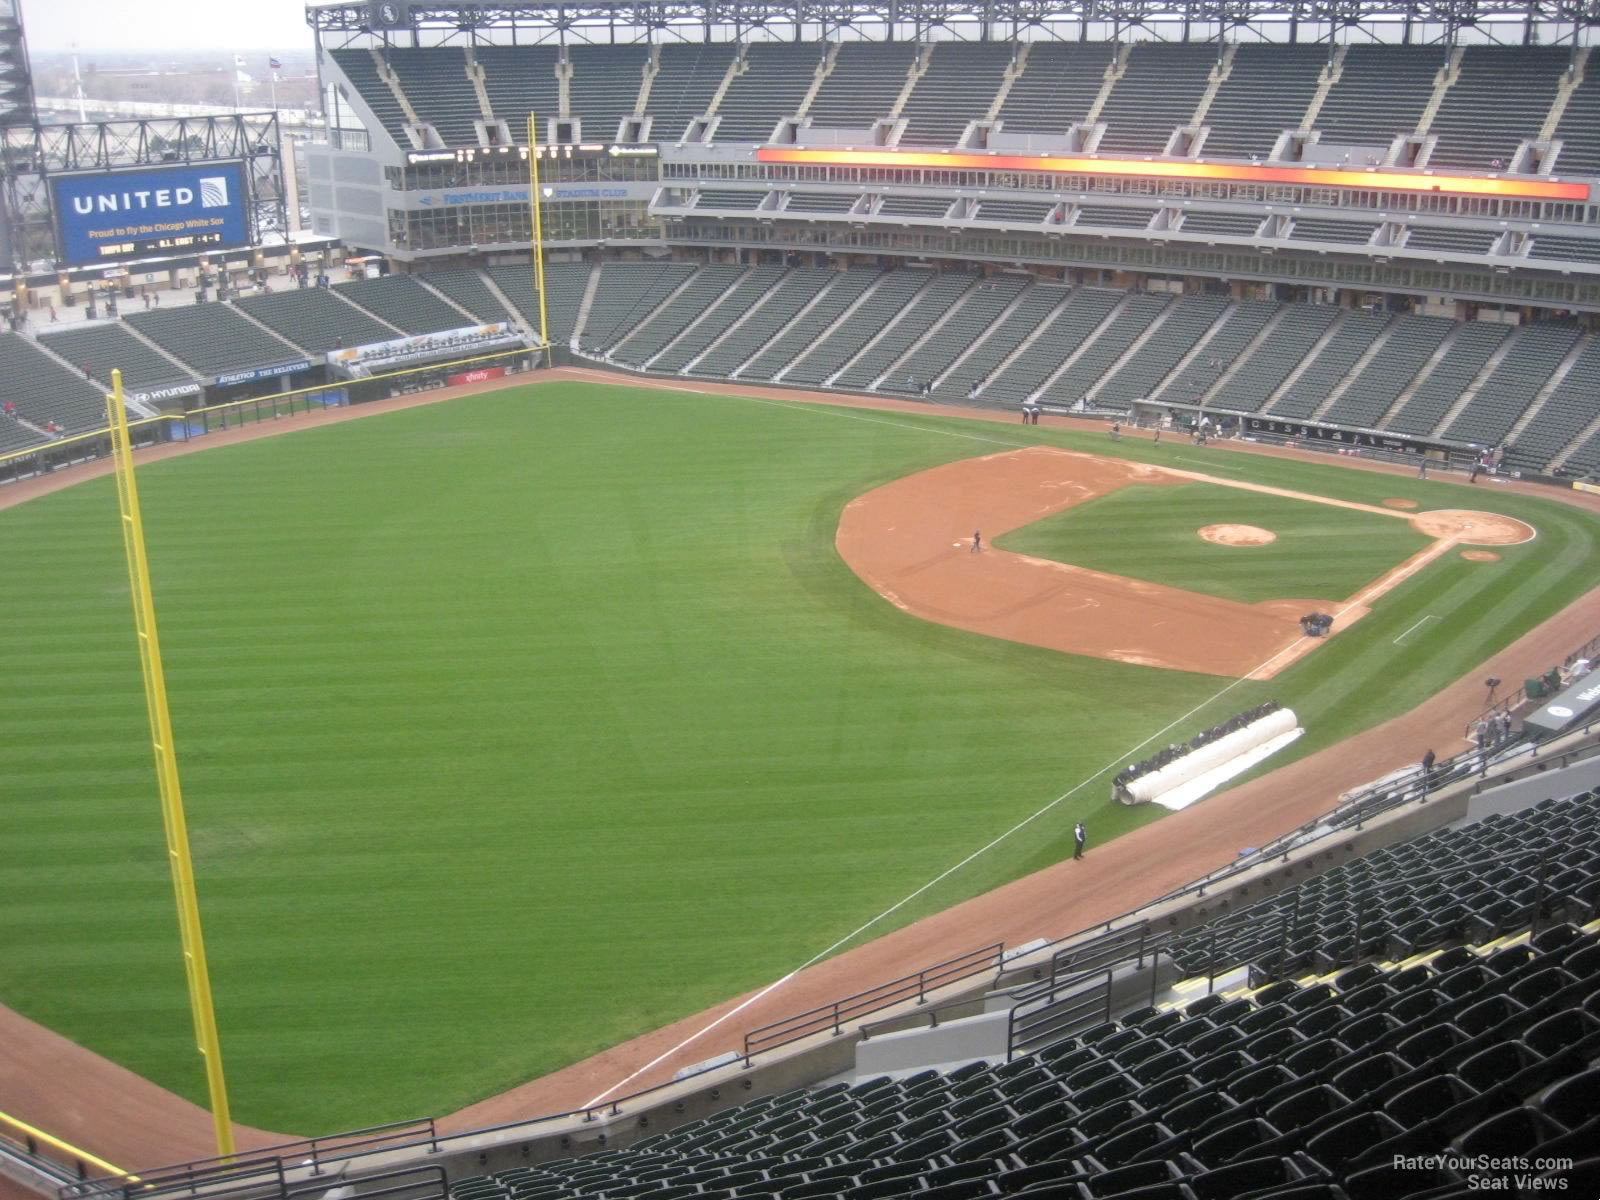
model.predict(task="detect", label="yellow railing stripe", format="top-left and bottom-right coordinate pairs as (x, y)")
top-left (0, 1107), bottom-right (137, 1180)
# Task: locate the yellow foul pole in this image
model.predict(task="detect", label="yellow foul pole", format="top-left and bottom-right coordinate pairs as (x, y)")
top-left (106, 370), bottom-right (236, 1158)
top-left (528, 112), bottom-right (551, 359)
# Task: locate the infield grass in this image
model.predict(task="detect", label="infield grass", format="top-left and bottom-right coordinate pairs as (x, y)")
top-left (0, 379), bottom-right (1596, 1135)
top-left (996, 482), bottom-right (1432, 604)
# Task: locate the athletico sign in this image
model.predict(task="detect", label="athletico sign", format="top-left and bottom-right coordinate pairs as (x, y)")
top-left (214, 360), bottom-right (312, 386)
top-left (53, 162), bottom-right (249, 267)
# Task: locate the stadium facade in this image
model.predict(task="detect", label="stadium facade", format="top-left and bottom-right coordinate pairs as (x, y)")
top-left (307, 0), bottom-right (1600, 318)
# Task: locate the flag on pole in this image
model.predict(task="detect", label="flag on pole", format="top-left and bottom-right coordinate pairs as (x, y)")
top-left (268, 56), bottom-right (282, 70)
top-left (233, 53), bottom-right (246, 68)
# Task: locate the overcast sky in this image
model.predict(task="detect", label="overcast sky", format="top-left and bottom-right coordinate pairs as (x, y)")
top-left (27, 0), bottom-right (316, 52)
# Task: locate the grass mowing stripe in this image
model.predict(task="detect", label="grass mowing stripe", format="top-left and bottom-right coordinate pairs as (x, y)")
top-left (995, 482), bottom-right (1430, 605)
top-left (0, 381), bottom-right (1595, 1133)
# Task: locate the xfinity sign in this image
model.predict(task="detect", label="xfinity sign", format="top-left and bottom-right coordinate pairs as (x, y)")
top-left (54, 162), bottom-right (248, 266)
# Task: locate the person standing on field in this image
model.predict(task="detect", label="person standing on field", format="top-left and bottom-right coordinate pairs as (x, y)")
top-left (971, 530), bottom-right (982, 554)
top-left (1073, 822), bottom-right (1087, 860)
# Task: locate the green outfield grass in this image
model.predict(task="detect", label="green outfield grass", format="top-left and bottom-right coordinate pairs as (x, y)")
top-left (0, 379), bottom-right (1596, 1137)
top-left (996, 482), bottom-right (1432, 604)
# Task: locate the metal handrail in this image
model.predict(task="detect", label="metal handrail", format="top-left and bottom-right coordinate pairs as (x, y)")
top-left (0, 1108), bottom-right (131, 1185)
top-left (741, 942), bottom-right (1005, 1060)
top-left (62, 1118), bottom-right (437, 1200)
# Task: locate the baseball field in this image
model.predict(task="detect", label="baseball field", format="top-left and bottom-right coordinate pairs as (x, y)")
top-left (1, 376), bottom-right (1597, 1136)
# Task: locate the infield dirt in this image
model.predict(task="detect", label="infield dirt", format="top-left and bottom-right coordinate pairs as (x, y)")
top-left (1, 367), bottom-right (1597, 1165)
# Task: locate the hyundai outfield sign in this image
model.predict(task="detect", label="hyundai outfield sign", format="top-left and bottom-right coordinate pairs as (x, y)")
top-left (215, 360), bottom-right (312, 387)
top-left (128, 382), bottom-right (202, 404)
top-left (53, 162), bottom-right (249, 266)
top-left (326, 324), bottom-right (525, 376)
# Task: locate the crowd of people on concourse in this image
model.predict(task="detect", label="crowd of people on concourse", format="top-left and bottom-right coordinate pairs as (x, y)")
top-left (1113, 700), bottom-right (1283, 797)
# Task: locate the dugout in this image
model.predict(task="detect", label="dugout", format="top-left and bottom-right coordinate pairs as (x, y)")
top-left (1522, 670), bottom-right (1600, 740)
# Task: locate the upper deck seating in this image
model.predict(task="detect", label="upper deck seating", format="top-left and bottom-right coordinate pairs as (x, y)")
top-left (1313, 46), bottom-right (1441, 152)
top-left (475, 45), bottom-right (560, 133)
top-left (711, 43), bottom-right (822, 143)
top-left (386, 47), bottom-right (481, 145)
top-left (897, 42), bottom-right (1013, 147)
top-left (994, 41), bottom-right (1115, 135)
top-left (1202, 44), bottom-right (1327, 160)
top-left (329, 49), bottom-right (410, 146)
top-left (807, 42), bottom-right (918, 130)
top-left (1426, 46), bottom-right (1566, 170)
top-left (1095, 43), bottom-right (1218, 155)
top-left (648, 43), bottom-right (738, 141)
top-left (567, 45), bottom-right (649, 140)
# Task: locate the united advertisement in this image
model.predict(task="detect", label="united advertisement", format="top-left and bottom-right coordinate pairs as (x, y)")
top-left (53, 162), bottom-right (249, 266)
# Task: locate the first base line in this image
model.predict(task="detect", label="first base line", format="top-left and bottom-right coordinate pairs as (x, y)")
top-left (1393, 614), bottom-right (1442, 646)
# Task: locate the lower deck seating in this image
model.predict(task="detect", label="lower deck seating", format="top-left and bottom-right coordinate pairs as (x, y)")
top-left (447, 907), bottom-right (1600, 1200)
top-left (0, 332), bottom-right (129, 434)
top-left (38, 324), bottom-right (196, 395)
top-left (1167, 790), bottom-right (1600, 979)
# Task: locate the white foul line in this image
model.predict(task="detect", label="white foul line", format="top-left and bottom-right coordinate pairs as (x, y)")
top-left (1393, 614), bottom-right (1442, 646)
top-left (575, 374), bottom-right (1458, 1107)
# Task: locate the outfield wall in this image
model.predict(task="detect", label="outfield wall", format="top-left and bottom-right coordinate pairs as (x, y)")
top-left (0, 348), bottom-right (542, 489)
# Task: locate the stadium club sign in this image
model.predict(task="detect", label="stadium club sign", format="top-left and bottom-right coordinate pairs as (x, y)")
top-left (52, 162), bottom-right (250, 267)
top-left (411, 183), bottom-right (647, 208)
top-left (214, 360), bottom-right (313, 387)
top-left (326, 324), bottom-right (524, 374)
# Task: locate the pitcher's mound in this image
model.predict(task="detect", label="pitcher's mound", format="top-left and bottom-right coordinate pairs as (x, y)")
top-left (1200, 524), bottom-right (1276, 547)
top-left (1462, 550), bottom-right (1501, 563)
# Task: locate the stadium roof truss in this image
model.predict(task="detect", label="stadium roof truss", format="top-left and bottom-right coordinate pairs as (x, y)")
top-left (0, 114), bottom-right (289, 274)
top-left (307, 0), bottom-right (1600, 44)
top-left (0, 113), bottom-right (282, 175)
